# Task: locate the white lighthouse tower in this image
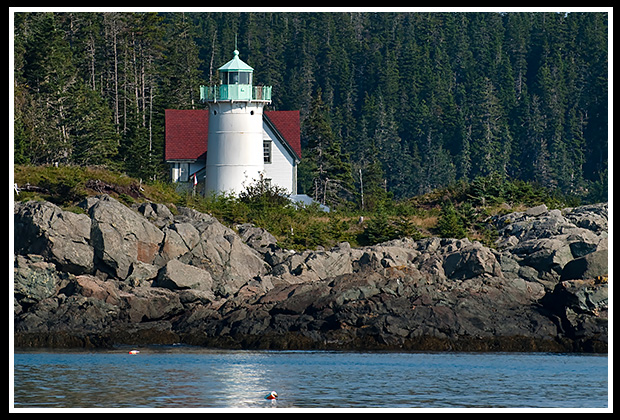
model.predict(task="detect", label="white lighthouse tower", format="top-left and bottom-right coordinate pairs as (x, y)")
top-left (200, 49), bottom-right (272, 196)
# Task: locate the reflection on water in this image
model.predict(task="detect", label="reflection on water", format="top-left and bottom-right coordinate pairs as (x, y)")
top-left (12, 348), bottom-right (609, 409)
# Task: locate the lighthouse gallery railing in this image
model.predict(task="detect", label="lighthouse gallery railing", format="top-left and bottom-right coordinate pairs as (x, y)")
top-left (200, 85), bottom-right (272, 102)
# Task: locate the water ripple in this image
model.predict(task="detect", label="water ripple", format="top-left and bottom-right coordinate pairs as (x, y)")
top-left (12, 349), bottom-right (608, 409)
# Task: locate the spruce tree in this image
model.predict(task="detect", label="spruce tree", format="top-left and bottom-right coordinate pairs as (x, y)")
top-left (301, 89), bottom-right (354, 207)
top-left (437, 200), bottom-right (467, 239)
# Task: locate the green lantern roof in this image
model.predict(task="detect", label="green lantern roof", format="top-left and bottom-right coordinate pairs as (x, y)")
top-left (218, 50), bottom-right (253, 72)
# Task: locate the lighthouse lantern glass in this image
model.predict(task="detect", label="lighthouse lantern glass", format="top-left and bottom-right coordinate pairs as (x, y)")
top-left (221, 71), bottom-right (251, 86)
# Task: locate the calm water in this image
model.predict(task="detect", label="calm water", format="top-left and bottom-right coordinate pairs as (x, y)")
top-left (12, 347), bottom-right (608, 409)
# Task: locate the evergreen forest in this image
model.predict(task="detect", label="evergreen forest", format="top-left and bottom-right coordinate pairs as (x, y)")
top-left (13, 11), bottom-right (609, 208)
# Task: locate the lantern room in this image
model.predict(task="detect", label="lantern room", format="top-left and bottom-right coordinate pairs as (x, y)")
top-left (217, 49), bottom-right (254, 101)
top-left (200, 49), bottom-right (271, 102)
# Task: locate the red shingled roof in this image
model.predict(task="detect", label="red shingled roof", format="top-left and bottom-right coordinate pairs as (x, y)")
top-left (265, 110), bottom-right (301, 159)
top-left (164, 109), bottom-right (209, 161)
top-left (165, 109), bottom-right (301, 161)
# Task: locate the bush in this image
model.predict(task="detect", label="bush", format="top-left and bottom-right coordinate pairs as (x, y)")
top-left (436, 200), bottom-right (467, 239)
top-left (238, 176), bottom-right (291, 211)
top-left (359, 205), bottom-right (397, 245)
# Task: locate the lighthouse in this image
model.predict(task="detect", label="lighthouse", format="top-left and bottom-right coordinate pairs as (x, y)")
top-left (199, 49), bottom-right (272, 196)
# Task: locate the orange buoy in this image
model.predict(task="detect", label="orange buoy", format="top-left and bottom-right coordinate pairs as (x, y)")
top-left (265, 391), bottom-right (278, 400)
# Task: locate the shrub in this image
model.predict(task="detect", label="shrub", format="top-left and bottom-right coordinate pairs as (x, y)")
top-left (360, 205), bottom-right (397, 245)
top-left (238, 176), bottom-right (291, 211)
top-left (436, 200), bottom-right (467, 239)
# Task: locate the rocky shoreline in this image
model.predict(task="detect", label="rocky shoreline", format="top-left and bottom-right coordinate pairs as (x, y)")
top-left (13, 196), bottom-right (608, 352)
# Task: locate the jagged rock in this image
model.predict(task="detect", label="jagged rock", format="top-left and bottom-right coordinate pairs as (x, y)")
top-left (561, 249), bottom-right (608, 281)
top-left (124, 287), bottom-right (184, 323)
top-left (87, 195), bottom-right (164, 279)
top-left (497, 210), bottom-right (574, 242)
top-left (304, 249), bottom-right (354, 280)
top-left (563, 228), bottom-right (605, 258)
top-left (540, 278), bottom-right (608, 352)
top-left (261, 241), bottom-right (365, 285)
top-left (15, 293), bottom-right (121, 338)
top-left (74, 274), bottom-right (125, 306)
top-left (13, 199), bottom-right (609, 352)
top-left (14, 201), bottom-right (94, 274)
top-left (14, 254), bottom-right (65, 312)
top-left (156, 223), bottom-right (201, 264)
top-left (548, 279), bottom-right (608, 315)
top-left (491, 203), bottom-right (608, 287)
top-left (564, 203), bottom-right (608, 233)
top-left (526, 204), bottom-right (548, 216)
top-left (237, 223), bottom-right (278, 256)
top-left (125, 261), bottom-right (159, 287)
top-left (154, 259), bottom-right (214, 297)
top-left (136, 202), bottom-right (174, 228)
top-left (442, 242), bottom-right (502, 280)
top-left (172, 207), bottom-right (269, 297)
top-left (510, 238), bottom-right (574, 276)
top-left (356, 238), bottom-right (418, 270)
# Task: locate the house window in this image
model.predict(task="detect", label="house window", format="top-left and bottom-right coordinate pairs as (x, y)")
top-left (172, 162), bottom-right (189, 182)
top-left (263, 140), bottom-right (272, 164)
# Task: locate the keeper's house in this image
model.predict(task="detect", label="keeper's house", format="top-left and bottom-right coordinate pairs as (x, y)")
top-left (164, 108), bottom-right (301, 196)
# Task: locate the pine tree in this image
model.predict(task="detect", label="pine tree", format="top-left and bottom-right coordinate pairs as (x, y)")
top-left (300, 90), bottom-right (354, 207)
top-left (17, 12), bottom-right (86, 164)
top-left (161, 12), bottom-right (203, 109)
top-left (437, 200), bottom-right (467, 239)
top-left (71, 87), bottom-right (120, 166)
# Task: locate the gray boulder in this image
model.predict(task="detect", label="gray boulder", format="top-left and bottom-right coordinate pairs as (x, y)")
top-left (156, 222), bottom-right (201, 264)
top-left (14, 254), bottom-right (65, 313)
top-left (154, 259), bottom-right (215, 298)
top-left (237, 223), bottom-right (278, 256)
top-left (73, 274), bottom-right (125, 306)
top-left (136, 202), bottom-right (175, 228)
top-left (442, 242), bottom-right (502, 280)
top-left (173, 207), bottom-right (269, 296)
top-left (125, 261), bottom-right (159, 287)
top-left (550, 278), bottom-right (608, 316)
top-left (87, 195), bottom-right (164, 279)
top-left (14, 201), bottom-right (94, 274)
top-left (564, 203), bottom-right (608, 233)
top-left (561, 249), bottom-right (608, 281)
top-left (540, 277), bottom-right (608, 351)
top-left (525, 204), bottom-right (549, 216)
top-left (357, 238), bottom-right (418, 270)
top-left (124, 286), bottom-right (185, 323)
top-left (510, 238), bottom-right (574, 276)
top-left (491, 203), bottom-right (608, 286)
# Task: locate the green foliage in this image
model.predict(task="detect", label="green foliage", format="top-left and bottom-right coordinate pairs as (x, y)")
top-left (462, 172), bottom-right (574, 209)
top-left (466, 173), bottom-right (507, 206)
top-left (14, 11), bottom-right (607, 203)
top-left (301, 90), bottom-right (355, 208)
top-left (436, 200), bottom-right (467, 239)
top-left (358, 202), bottom-right (422, 246)
top-left (39, 171), bottom-right (87, 205)
top-left (238, 176), bottom-right (291, 211)
top-left (359, 205), bottom-right (397, 245)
